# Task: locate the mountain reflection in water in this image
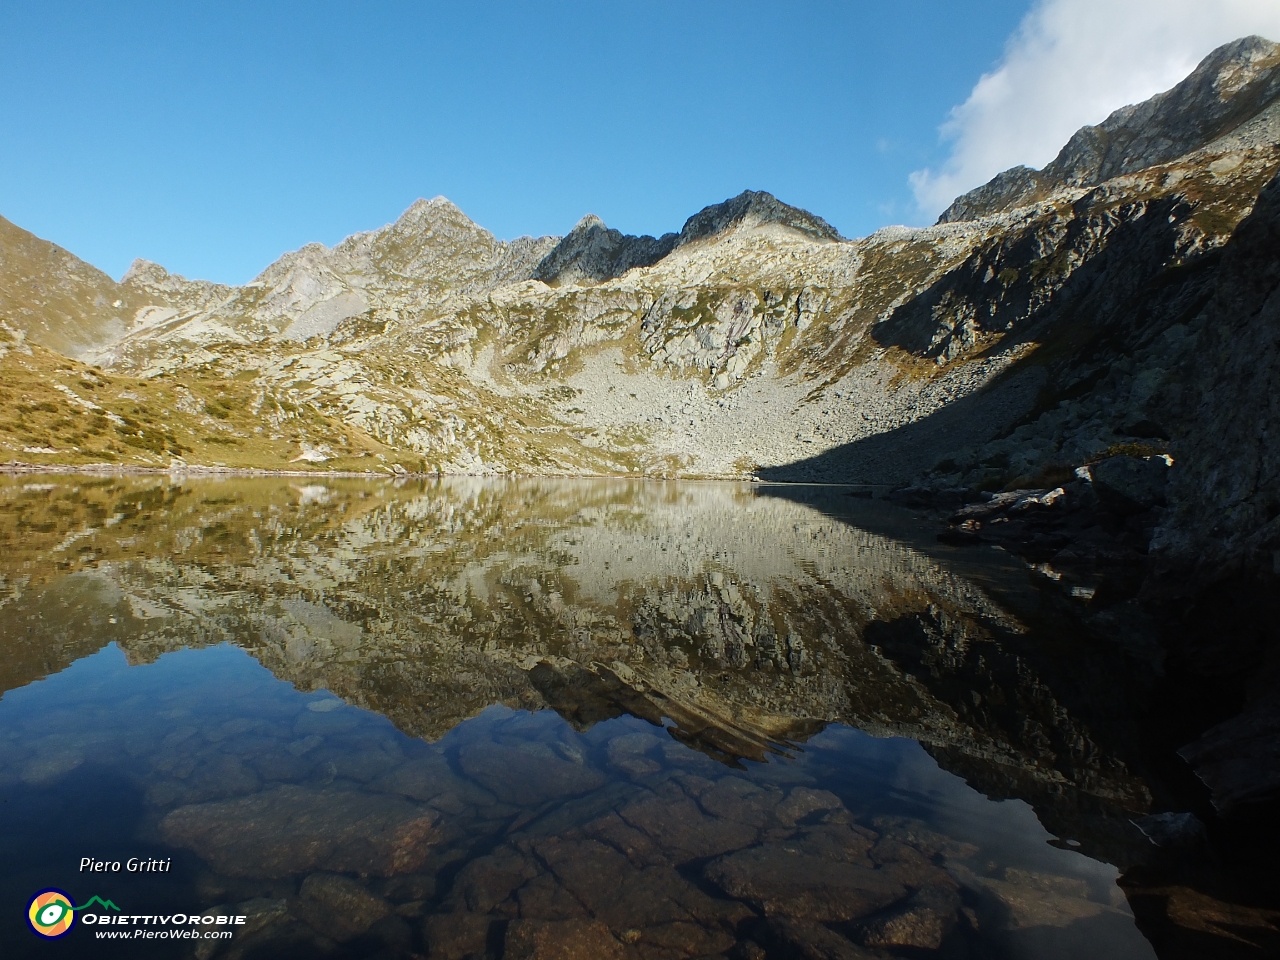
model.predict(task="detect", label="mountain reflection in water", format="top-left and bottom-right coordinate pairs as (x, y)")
top-left (0, 477), bottom-right (1161, 959)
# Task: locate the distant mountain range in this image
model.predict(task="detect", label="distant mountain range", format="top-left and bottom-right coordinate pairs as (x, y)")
top-left (2, 36), bottom-right (1279, 594)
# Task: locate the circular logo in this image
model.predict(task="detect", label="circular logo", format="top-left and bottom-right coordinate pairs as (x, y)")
top-left (28, 889), bottom-right (76, 939)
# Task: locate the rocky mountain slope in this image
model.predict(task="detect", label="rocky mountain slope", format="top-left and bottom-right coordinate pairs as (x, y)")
top-left (2, 38), bottom-right (1278, 593)
top-left (0, 214), bottom-right (149, 357)
top-left (940, 35), bottom-right (1280, 222)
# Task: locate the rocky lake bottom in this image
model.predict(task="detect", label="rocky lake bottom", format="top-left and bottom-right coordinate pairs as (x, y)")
top-left (0, 476), bottom-right (1270, 958)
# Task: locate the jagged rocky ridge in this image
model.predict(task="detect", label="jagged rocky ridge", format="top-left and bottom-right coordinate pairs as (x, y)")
top-left (940, 35), bottom-right (1280, 221)
top-left (533, 190), bottom-right (841, 288)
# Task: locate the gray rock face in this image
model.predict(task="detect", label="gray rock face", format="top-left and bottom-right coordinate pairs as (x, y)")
top-left (158, 784), bottom-right (440, 878)
top-left (533, 214), bottom-right (678, 287)
top-left (533, 190), bottom-right (840, 287)
top-left (1155, 167), bottom-right (1280, 579)
top-left (942, 35), bottom-right (1280, 222)
top-left (121, 258), bottom-right (233, 315)
top-left (677, 189), bottom-right (843, 245)
top-left (1090, 455), bottom-right (1169, 513)
top-left (939, 166), bottom-right (1048, 224)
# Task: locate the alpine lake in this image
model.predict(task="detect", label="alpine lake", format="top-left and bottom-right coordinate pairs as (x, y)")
top-left (0, 475), bottom-right (1236, 959)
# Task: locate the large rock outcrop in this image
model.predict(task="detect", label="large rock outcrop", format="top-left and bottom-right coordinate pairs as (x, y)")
top-left (941, 36), bottom-right (1280, 222)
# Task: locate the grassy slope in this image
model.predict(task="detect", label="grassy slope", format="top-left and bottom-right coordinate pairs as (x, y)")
top-left (0, 214), bottom-right (147, 356)
top-left (0, 330), bottom-right (416, 473)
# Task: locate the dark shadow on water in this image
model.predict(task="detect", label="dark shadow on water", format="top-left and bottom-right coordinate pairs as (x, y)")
top-left (752, 485), bottom-right (1173, 858)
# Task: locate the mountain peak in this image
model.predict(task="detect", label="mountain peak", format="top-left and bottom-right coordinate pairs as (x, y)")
top-left (533, 214), bottom-right (675, 288)
top-left (678, 190), bottom-right (843, 245)
top-left (570, 214), bottom-right (607, 233)
top-left (122, 258), bottom-right (168, 285)
top-left (941, 35), bottom-right (1280, 222)
top-left (395, 196), bottom-right (471, 227)
top-left (533, 192), bottom-right (841, 288)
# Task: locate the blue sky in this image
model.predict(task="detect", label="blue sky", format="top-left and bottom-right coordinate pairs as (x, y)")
top-left (0, 1), bottom-right (1031, 283)
top-left (2, 1), bottom-right (1275, 285)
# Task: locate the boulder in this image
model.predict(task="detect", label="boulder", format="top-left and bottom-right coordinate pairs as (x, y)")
top-left (293, 873), bottom-right (392, 942)
top-left (159, 784), bottom-right (439, 878)
top-left (703, 845), bottom-right (906, 922)
top-left (857, 884), bottom-right (961, 950)
top-left (458, 740), bottom-right (606, 805)
top-left (761, 917), bottom-right (880, 959)
top-left (422, 912), bottom-right (499, 960)
top-left (503, 918), bottom-right (628, 960)
top-left (1090, 455), bottom-right (1168, 512)
top-left (618, 792), bottom-right (758, 862)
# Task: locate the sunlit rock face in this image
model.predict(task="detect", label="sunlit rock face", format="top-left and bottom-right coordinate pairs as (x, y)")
top-left (940, 36), bottom-right (1280, 222)
top-left (0, 476), bottom-right (1152, 852)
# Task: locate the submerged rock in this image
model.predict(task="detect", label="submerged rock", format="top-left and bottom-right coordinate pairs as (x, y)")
top-left (629, 920), bottom-right (737, 957)
top-left (775, 787), bottom-right (845, 827)
top-left (704, 845), bottom-right (906, 922)
top-left (856, 883), bottom-right (961, 950)
top-left (458, 740), bottom-right (607, 805)
top-left (618, 790), bottom-right (758, 862)
top-left (293, 872), bottom-right (392, 942)
top-left (697, 776), bottom-right (785, 828)
top-left (422, 912), bottom-right (499, 960)
top-left (446, 846), bottom-right (541, 914)
top-left (761, 917), bottom-right (881, 959)
top-left (504, 918), bottom-right (628, 960)
top-left (159, 784), bottom-right (439, 878)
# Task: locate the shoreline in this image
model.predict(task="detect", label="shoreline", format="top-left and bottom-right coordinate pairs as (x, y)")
top-left (0, 460), bottom-right (803, 484)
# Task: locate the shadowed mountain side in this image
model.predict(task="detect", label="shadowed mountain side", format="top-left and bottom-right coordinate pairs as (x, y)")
top-left (760, 160), bottom-right (1253, 489)
top-left (877, 192), bottom-right (1195, 364)
top-left (532, 216), bottom-right (678, 287)
top-left (755, 367), bottom-right (1044, 484)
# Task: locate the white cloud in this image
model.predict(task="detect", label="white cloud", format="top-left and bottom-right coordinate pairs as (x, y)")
top-left (910, 0), bottom-right (1280, 217)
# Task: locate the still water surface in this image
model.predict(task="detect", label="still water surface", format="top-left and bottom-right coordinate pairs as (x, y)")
top-left (0, 477), bottom-right (1159, 959)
